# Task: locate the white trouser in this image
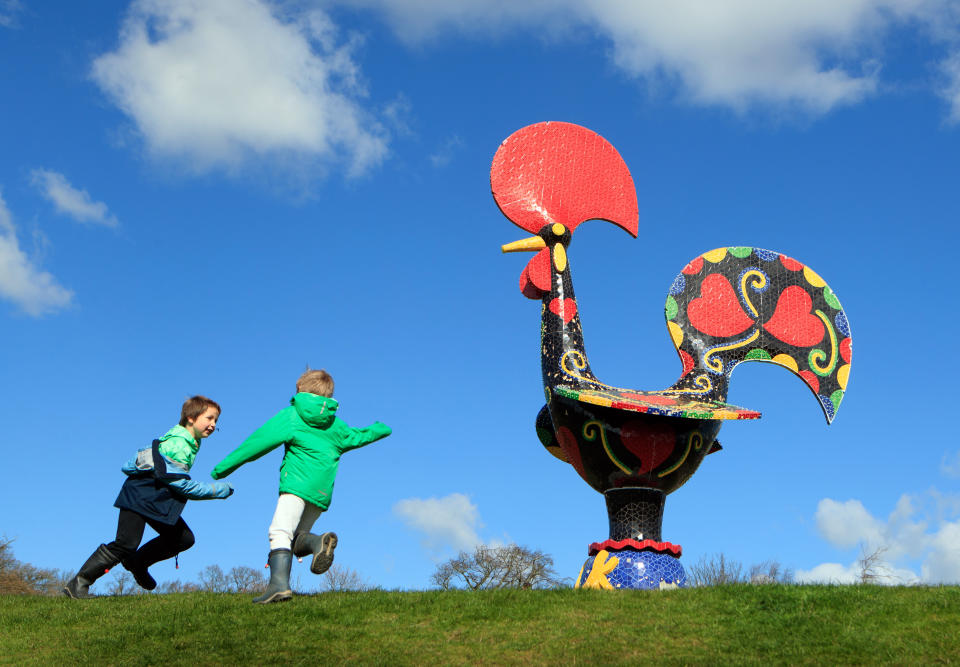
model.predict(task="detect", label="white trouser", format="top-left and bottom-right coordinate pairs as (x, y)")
top-left (268, 493), bottom-right (323, 551)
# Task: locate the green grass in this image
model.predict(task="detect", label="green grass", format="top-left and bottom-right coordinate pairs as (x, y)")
top-left (3, 586), bottom-right (959, 665)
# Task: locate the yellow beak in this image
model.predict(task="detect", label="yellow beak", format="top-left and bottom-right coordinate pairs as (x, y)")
top-left (501, 236), bottom-right (546, 253)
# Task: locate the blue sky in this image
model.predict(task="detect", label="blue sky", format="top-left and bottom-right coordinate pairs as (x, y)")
top-left (2, 0), bottom-right (959, 591)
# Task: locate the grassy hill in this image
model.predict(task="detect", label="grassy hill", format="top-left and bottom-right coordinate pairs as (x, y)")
top-left (3, 585), bottom-right (959, 665)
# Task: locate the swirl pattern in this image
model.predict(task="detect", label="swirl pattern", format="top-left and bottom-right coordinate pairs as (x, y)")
top-left (665, 247), bottom-right (851, 423)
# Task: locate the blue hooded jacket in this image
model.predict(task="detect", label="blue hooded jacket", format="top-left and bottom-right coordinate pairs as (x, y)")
top-left (114, 427), bottom-right (232, 524)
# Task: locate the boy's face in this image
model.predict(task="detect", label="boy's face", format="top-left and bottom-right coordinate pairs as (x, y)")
top-left (186, 406), bottom-right (219, 440)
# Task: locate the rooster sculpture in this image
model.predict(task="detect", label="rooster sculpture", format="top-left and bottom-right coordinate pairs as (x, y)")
top-left (493, 122), bottom-right (851, 590)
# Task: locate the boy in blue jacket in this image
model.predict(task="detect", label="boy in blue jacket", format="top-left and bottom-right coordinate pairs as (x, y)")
top-left (63, 395), bottom-right (234, 598)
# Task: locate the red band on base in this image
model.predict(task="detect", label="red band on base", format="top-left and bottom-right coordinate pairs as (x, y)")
top-left (588, 538), bottom-right (682, 557)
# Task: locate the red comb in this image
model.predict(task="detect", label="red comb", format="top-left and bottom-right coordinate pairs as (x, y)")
top-left (491, 121), bottom-right (639, 236)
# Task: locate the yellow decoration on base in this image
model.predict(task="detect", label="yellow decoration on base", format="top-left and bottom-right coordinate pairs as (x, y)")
top-left (579, 550), bottom-right (618, 589)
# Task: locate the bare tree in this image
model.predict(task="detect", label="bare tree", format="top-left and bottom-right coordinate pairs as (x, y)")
top-left (228, 566), bottom-right (267, 593)
top-left (690, 554), bottom-right (795, 587)
top-left (157, 579), bottom-right (201, 593)
top-left (198, 564), bottom-right (266, 593)
top-left (857, 545), bottom-right (893, 584)
top-left (749, 560), bottom-right (794, 585)
top-left (106, 570), bottom-right (136, 596)
top-left (0, 537), bottom-right (67, 595)
top-left (431, 544), bottom-right (568, 590)
top-left (0, 537), bottom-right (17, 571)
top-left (198, 565), bottom-right (232, 593)
top-left (688, 553), bottom-right (745, 586)
top-left (0, 557), bottom-right (38, 595)
top-left (320, 564), bottom-right (371, 592)
top-left (14, 562), bottom-right (63, 595)
top-left (51, 569), bottom-right (76, 595)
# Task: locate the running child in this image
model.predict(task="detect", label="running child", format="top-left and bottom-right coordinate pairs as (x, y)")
top-left (63, 395), bottom-right (234, 598)
top-left (211, 369), bottom-right (391, 603)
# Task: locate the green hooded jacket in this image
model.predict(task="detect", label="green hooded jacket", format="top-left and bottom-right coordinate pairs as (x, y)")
top-left (210, 393), bottom-right (391, 510)
top-left (157, 424), bottom-right (200, 468)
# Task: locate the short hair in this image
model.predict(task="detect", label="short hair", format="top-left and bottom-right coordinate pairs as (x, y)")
top-left (297, 369), bottom-right (334, 397)
top-left (179, 395), bottom-right (221, 426)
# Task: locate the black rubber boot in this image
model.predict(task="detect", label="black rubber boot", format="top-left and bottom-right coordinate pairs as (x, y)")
top-left (62, 544), bottom-right (121, 599)
top-left (121, 553), bottom-right (157, 591)
top-left (123, 526), bottom-right (193, 591)
top-left (292, 532), bottom-right (338, 575)
top-left (253, 549), bottom-right (293, 604)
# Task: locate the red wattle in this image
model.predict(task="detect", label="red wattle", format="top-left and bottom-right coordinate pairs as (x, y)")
top-left (519, 248), bottom-right (551, 299)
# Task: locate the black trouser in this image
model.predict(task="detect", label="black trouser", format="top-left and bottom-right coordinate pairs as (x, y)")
top-left (106, 509), bottom-right (195, 566)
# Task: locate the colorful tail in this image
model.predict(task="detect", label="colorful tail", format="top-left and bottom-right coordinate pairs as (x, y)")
top-left (665, 247), bottom-right (851, 423)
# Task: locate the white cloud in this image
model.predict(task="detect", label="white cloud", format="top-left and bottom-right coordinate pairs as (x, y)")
top-left (338, 0), bottom-right (563, 42)
top-left (393, 493), bottom-right (482, 553)
top-left (795, 559), bottom-right (919, 586)
top-left (799, 493), bottom-right (960, 584)
top-left (942, 450), bottom-right (960, 477)
top-left (922, 522), bottom-right (960, 582)
top-left (381, 93), bottom-right (414, 137)
top-left (0, 0), bottom-right (22, 28)
top-left (795, 561), bottom-right (861, 585)
top-left (91, 0), bottom-right (388, 177)
top-left (30, 170), bottom-right (119, 228)
top-left (814, 498), bottom-right (886, 551)
top-left (0, 193), bottom-right (73, 316)
top-left (942, 52), bottom-right (960, 124)
top-left (428, 135), bottom-right (464, 168)
top-left (342, 0), bottom-right (960, 114)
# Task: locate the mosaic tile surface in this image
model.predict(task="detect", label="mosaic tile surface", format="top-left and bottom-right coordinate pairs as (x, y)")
top-left (577, 549), bottom-right (688, 590)
top-left (666, 247), bottom-right (850, 424)
top-left (493, 121), bottom-right (852, 589)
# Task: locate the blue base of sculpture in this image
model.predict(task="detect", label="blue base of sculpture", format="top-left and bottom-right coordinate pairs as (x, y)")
top-left (573, 487), bottom-right (687, 589)
top-left (577, 549), bottom-right (687, 590)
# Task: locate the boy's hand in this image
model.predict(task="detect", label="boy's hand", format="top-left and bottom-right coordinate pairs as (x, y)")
top-left (213, 481), bottom-right (234, 499)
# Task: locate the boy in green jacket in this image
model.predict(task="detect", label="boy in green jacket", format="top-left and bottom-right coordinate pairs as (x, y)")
top-left (211, 369), bottom-right (391, 603)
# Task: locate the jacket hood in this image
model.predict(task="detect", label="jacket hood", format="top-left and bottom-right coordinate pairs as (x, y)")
top-left (291, 393), bottom-right (339, 428)
top-left (157, 424), bottom-right (200, 468)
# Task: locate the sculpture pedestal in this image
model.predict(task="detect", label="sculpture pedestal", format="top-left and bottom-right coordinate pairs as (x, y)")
top-left (576, 488), bottom-right (687, 590)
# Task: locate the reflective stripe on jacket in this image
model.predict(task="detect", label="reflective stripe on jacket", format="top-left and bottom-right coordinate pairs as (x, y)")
top-left (115, 436), bottom-right (233, 524)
